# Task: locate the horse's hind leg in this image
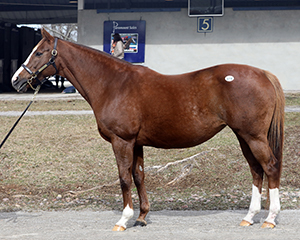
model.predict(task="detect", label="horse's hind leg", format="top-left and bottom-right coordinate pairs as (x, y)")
top-left (252, 141), bottom-right (281, 228)
top-left (238, 134), bottom-right (281, 228)
top-left (236, 134), bottom-right (264, 226)
top-left (132, 145), bottom-right (150, 227)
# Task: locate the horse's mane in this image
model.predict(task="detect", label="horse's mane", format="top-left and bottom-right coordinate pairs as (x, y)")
top-left (61, 38), bottom-right (132, 66)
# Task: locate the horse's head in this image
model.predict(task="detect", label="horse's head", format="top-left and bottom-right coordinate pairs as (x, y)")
top-left (11, 29), bottom-right (58, 92)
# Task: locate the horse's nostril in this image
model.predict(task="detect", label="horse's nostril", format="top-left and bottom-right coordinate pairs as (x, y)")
top-left (13, 76), bottom-right (19, 83)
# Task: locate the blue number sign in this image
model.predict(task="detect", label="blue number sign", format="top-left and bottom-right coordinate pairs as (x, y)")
top-left (197, 17), bottom-right (213, 33)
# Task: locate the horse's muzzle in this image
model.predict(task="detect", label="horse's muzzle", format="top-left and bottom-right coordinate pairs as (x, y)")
top-left (12, 77), bottom-right (28, 93)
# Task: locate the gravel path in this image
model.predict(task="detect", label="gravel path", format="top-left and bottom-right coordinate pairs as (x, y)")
top-left (1, 210), bottom-right (300, 240)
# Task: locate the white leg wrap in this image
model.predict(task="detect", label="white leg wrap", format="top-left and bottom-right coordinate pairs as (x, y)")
top-left (243, 185), bottom-right (261, 224)
top-left (116, 204), bottom-right (134, 229)
top-left (265, 188), bottom-right (280, 225)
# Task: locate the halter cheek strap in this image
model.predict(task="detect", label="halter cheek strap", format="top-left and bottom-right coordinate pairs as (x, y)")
top-left (22, 37), bottom-right (58, 90)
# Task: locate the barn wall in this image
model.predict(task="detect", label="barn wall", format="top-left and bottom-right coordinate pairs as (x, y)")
top-left (78, 8), bottom-right (300, 90)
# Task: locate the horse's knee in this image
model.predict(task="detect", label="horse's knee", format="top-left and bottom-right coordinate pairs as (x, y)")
top-left (133, 174), bottom-right (144, 188)
top-left (119, 175), bottom-right (132, 191)
top-left (133, 165), bottom-right (145, 185)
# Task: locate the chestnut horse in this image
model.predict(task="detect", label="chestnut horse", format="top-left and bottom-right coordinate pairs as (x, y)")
top-left (12, 29), bottom-right (284, 231)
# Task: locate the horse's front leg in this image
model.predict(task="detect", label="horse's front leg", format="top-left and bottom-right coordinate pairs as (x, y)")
top-left (132, 145), bottom-right (150, 227)
top-left (111, 137), bottom-right (135, 231)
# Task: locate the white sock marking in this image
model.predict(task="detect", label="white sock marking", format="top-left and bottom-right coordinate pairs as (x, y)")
top-left (116, 204), bottom-right (134, 229)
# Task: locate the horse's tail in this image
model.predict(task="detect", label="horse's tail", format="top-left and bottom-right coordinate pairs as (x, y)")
top-left (264, 70), bottom-right (285, 169)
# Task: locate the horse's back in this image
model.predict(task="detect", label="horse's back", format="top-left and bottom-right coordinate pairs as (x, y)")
top-left (136, 63), bottom-right (276, 116)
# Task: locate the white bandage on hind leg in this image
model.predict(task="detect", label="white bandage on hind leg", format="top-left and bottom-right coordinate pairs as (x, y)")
top-left (243, 184), bottom-right (261, 224)
top-left (265, 188), bottom-right (280, 225)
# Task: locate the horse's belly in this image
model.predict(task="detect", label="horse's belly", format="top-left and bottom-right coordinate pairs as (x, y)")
top-left (137, 121), bottom-right (226, 149)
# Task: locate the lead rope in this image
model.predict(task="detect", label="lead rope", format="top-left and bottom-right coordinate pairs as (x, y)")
top-left (0, 85), bottom-right (41, 149)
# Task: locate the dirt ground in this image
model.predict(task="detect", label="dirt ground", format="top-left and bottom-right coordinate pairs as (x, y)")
top-left (1, 209), bottom-right (300, 240)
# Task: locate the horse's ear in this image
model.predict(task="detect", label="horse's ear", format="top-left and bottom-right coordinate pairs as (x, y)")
top-left (41, 28), bottom-right (54, 41)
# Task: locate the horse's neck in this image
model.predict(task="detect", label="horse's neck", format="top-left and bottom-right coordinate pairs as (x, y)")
top-left (58, 41), bottom-right (125, 105)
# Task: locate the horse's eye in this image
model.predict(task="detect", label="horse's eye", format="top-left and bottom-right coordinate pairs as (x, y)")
top-left (35, 52), bottom-right (43, 57)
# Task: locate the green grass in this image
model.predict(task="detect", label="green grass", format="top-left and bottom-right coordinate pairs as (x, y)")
top-left (285, 92), bottom-right (300, 106)
top-left (0, 99), bottom-right (91, 112)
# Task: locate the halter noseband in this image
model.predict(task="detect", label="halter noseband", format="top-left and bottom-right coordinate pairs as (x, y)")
top-left (21, 37), bottom-right (58, 90)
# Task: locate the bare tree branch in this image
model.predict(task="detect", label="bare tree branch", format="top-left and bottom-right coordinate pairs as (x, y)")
top-left (167, 163), bottom-right (194, 185)
top-left (145, 151), bottom-right (208, 173)
top-left (67, 179), bottom-right (119, 196)
top-left (66, 150), bottom-right (210, 195)
top-left (42, 24), bottom-right (77, 42)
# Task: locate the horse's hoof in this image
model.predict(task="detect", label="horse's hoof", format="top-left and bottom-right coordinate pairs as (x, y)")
top-left (112, 225), bottom-right (126, 231)
top-left (261, 222), bottom-right (275, 229)
top-left (134, 219), bottom-right (147, 227)
top-left (240, 220), bottom-right (252, 227)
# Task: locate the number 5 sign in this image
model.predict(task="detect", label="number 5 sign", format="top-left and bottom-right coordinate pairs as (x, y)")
top-left (197, 17), bottom-right (213, 33)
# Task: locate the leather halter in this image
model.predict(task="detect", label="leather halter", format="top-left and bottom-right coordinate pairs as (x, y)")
top-left (21, 37), bottom-right (58, 90)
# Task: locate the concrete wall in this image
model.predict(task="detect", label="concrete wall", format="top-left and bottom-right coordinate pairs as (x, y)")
top-left (78, 8), bottom-right (300, 90)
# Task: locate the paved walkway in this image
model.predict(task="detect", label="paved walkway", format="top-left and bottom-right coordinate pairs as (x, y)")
top-left (0, 92), bottom-right (83, 101)
top-left (0, 110), bottom-right (93, 116)
top-left (285, 107), bottom-right (300, 112)
top-left (1, 210), bottom-right (300, 240)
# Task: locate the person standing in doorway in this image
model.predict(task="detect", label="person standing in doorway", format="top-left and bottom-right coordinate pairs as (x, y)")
top-left (112, 33), bottom-right (124, 59)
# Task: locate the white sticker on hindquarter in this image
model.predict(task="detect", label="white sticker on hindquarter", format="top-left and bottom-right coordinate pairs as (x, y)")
top-left (225, 75), bottom-right (234, 82)
top-left (139, 165), bottom-right (143, 172)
